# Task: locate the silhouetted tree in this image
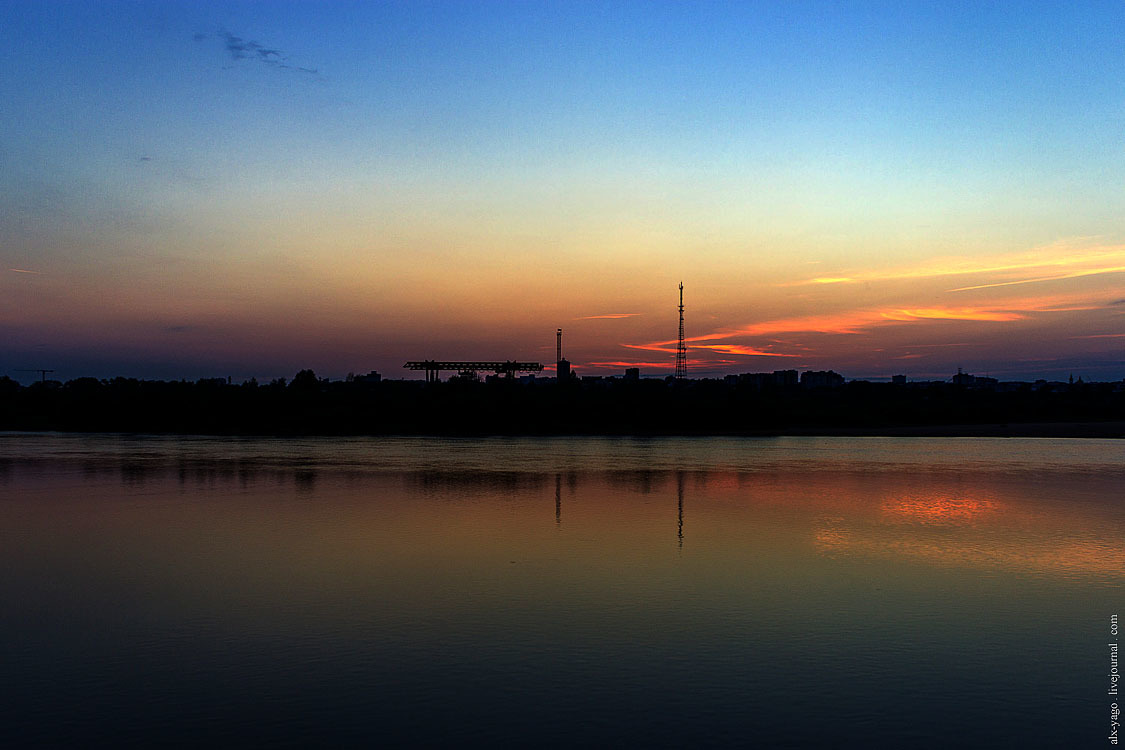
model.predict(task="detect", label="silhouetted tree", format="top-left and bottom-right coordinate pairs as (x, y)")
top-left (291, 369), bottom-right (318, 391)
top-left (0, 376), bottom-right (19, 396)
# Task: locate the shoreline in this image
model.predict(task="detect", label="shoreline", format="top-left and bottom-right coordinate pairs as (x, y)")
top-left (772, 422), bottom-right (1125, 438)
top-left (3, 422), bottom-right (1123, 439)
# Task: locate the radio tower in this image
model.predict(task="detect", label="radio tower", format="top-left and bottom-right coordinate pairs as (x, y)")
top-left (675, 282), bottom-right (687, 379)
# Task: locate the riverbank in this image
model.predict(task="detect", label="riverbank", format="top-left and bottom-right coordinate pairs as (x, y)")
top-left (3, 375), bottom-right (1123, 437)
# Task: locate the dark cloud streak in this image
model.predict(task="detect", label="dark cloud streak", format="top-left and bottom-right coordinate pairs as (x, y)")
top-left (222, 31), bottom-right (281, 62)
top-left (200, 30), bottom-right (321, 77)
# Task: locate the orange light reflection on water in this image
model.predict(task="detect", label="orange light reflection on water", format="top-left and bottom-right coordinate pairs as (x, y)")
top-left (880, 493), bottom-right (1000, 525)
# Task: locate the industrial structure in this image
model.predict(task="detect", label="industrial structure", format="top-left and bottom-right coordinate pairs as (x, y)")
top-left (403, 360), bottom-right (544, 383)
top-left (556, 328), bottom-right (571, 382)
top-left (17, 369), bottom-right (55, 383)
top-left (675, 282), bottom-right (687, 379)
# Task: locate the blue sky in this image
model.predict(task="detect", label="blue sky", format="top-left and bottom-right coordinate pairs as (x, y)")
top-left (3, 1), bottom-right (1124, 382)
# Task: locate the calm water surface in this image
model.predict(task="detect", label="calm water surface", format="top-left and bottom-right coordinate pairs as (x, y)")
top-left (1, 433), bottom-right (1121, 747)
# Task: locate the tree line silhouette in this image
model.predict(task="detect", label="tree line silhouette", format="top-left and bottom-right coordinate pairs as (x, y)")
top-left (0, 371), bottom-right (1122, 436)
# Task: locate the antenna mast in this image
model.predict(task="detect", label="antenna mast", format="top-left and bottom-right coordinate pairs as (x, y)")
top-left (675, 282), bottom-right (687, 379)
top-left (17, 369), bottom-right (55, 383)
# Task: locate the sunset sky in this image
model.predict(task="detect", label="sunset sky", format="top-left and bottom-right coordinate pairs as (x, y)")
top-left (3, 1), bottom-right (1124, 383)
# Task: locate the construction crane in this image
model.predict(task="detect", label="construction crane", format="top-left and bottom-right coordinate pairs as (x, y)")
top-left (16, 369), bottom-right (55, 383)
top-left (404, 360), bottom-right (544, 383)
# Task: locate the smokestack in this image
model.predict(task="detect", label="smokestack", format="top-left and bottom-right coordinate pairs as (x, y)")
top-left (555, 327), bottom-right (571, 382)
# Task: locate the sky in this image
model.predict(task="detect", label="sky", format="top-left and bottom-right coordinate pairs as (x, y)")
top-left (2, 1), bottom-right (1124, 383)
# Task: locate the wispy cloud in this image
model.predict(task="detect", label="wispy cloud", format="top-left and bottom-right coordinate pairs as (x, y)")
top-left (783, 244), bottom-right (1125, 294)
top-left (221, 31), bottom-right (282, 62)
top-left (197, 30), bottom-right (320, 76)
top-left (691, 344), bottom-right (800, 357)
top-left (622, 343), bottom-right (678, 354)
top-left (623, 338), bottom-right (801, 356)
top-left (587, 360), bottom-right (675, 369)
top-left (615, 284), bottom-right (1119, 374)
top-left (578, 313), bottom-right (640, 320)
top-left (8, 268), bottom-right (42, 274)
top-left (716, 307), bottom-right (1026, 339)
top-left (585, 359), bottom-right (733, 371)
top-left (948, 265), bottom-right (1125, 292)
top-left (880, 308), bottom-right (1025, 322)
top-left (623, 301), bottom-right (1065, 355)
top-left (719, 310), bottom-right (903, 338)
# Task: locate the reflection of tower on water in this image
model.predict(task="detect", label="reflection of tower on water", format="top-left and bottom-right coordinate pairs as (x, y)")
top-left (555, 473), bottom-right (561, 527)
top-left (677, 471), bottom-right (684, 549)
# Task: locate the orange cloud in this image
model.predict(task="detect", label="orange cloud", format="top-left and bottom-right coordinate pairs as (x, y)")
top-left (578, 313), bottom-right (641, 319)
top-left (784, 244), bottom-right (1125, 292)
top-left (691, 344), bottom-right (800, 357)
top-left (880, 308), bottom-right (1025, 322)
top-left (730, 311), bottom-right (883, 336)
top-left (622, 342), bottom-right (679, 354)
top-left (586, 360), bottom-right (672, 369)
top-left (584, 358), bottom-right (728, 371)
top-left (624, 307), bottom-right (1016, 353)
top-left (620, 288), bottom-right (1114, 367)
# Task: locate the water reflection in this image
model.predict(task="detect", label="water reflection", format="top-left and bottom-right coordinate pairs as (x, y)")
top-left (812, 484), bottom-right (1123, 580)
top-left (408, 470), bottom-right (548, 494)
top-left (0, 434), bottom-right (1121, 747)
top-left (880, 492), bottom-right (999, 524)
top-left (676, 470), bottom-right (684, 549)
top-left (605, 469), bottom-right (667, 494)
top-left (294, 468), bottom-right (318, 493)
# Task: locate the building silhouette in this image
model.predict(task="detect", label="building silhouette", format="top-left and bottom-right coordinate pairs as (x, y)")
top-left (800, 370), bottom-right (845, 389)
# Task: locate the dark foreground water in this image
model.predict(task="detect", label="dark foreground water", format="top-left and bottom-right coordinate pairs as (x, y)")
top-left (1, 433), bottom-right (1121, 748)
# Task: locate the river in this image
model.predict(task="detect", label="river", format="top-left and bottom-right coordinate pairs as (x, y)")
top-left (1, 433), bottom-right (1120, 747)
